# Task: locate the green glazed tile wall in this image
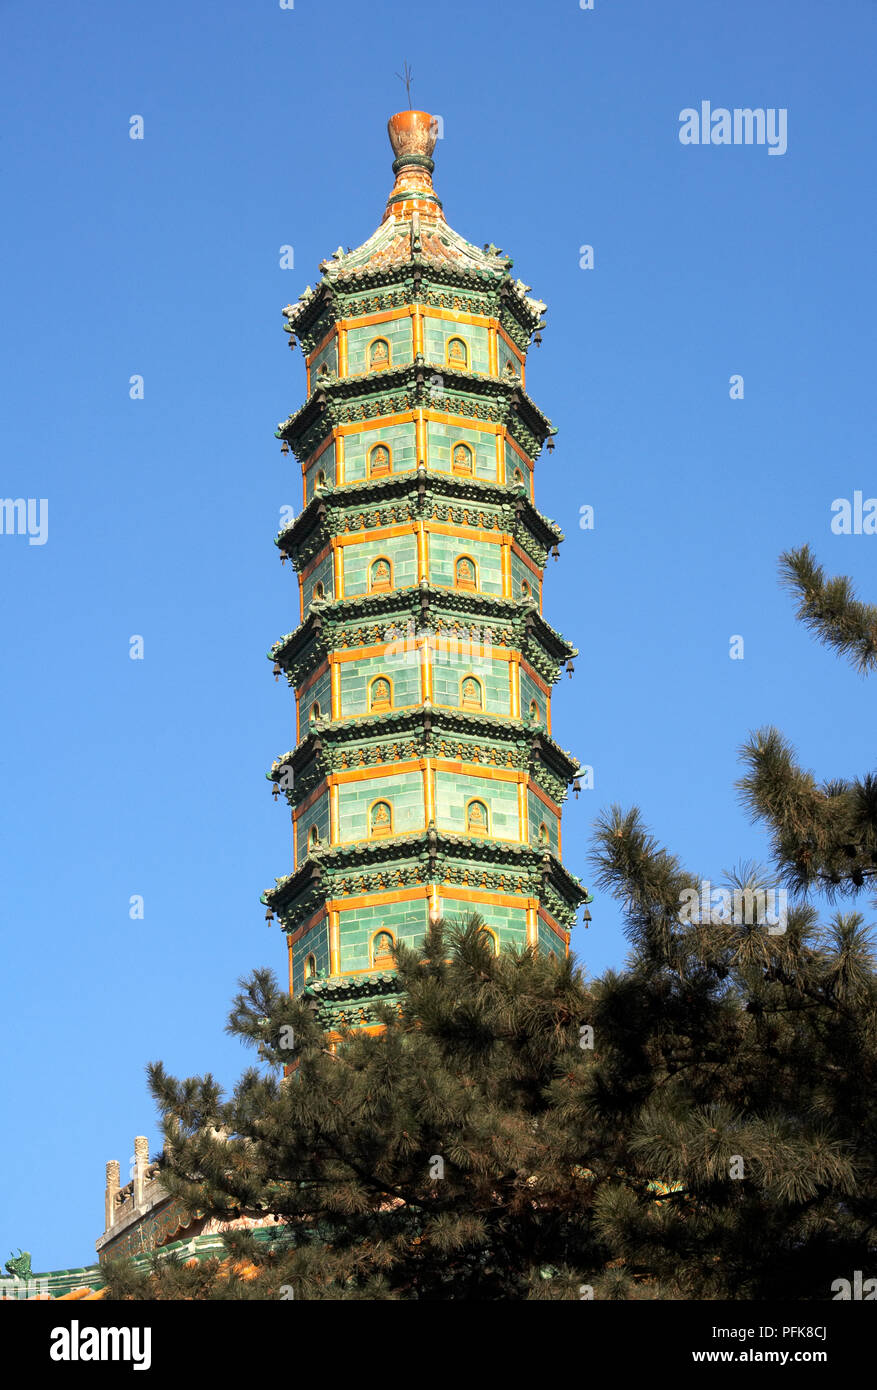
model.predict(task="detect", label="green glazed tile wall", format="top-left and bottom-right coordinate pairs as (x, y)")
top-left (292, 920), bottom-right (330, 996)
top-left (423, 320), bottom-right (490, 375)
top-left (305, 440), bottom-right (336, 502)
top-left (431, 656), bottom-right (510, 714)
top-left (510, 549), bottom-right (540, 602)
top-left (537, 915), bottom-right (565, 957)
top-left (337, 896), bottom-right (429, 974)
top-left (436, 895), bottom-right (529, 951)
top-left (338, 769), bottom-right (424, 842)
top-left (504, 439), bottom-right (530, 485)
top-left (343, 534), bottom-right (418, 596)
top-left (344, 422), bottom-right (416, 483)
top-left (497, 335), bottom-right (520, 379)
top-left (339, 651), bottom-right (422, 717)
top-left (298, 664), bottom-right (331, 724)
top-left (310, 337), bottom-right (338, 381)
top-left (519, 667), bottom-right (547, 727)
top-left (304, 551), bottom-right (334, 612)
top-left (434, 768), bottom-right (518, 840)
top-left (527, 789), bottom-right (559, 853)
top-left (426, 421), bottom-right (494, 480)
top-left (347, 317), bottom-right (413, 376)
top-left (429, 532), bottom-right (503, 594)
top-left (297, 790), bottom-right (330, 864)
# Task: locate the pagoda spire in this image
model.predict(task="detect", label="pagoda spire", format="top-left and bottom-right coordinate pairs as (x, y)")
top-left (383, 109), bottom-right (443, 223)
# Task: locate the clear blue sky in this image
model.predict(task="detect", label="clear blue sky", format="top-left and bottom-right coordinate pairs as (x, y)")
top-left (1, 0), bottom-right (874, 1271)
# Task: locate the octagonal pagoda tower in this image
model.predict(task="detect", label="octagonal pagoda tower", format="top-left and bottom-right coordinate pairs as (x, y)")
top-left (263, 110), bottom-right (590, 1030)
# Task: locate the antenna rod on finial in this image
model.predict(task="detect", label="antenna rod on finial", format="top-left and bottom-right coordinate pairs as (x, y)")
top-left (395, 60), bottom-right (414, 108)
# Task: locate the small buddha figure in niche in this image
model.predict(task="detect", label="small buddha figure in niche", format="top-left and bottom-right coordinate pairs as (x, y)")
top-left (453, 443), bottom-right (473, 475)
top-left (369, 445), bottom-right (390, 476)
top-left (370, 338), bottom-right (390, 370)
top-left (467, 800), bottom-right (488, 835)
top-left (371, 558), bottom-right (392, 591)
top-left (448, 337), bottom-right (467, 365)
top-left (371, 801), bottom-right (392, 837)
top-left (461, 677), bottom-right (483, 710)
top-left (456, 557), bottom-right (476, 590)
top-left (373, 931), bottom-right (394, 965)
top-left (371, 677), bottom-right (391, 712)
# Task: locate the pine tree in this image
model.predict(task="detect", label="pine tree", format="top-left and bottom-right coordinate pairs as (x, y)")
top-left (587, 810), bottom-right (875, 1300)
top-left (101, 898), bottom-right (876, 1300)
top-left (101, 546), bottom-right (877, 1301)
top-left (739, 546), bottom-right (877, 899)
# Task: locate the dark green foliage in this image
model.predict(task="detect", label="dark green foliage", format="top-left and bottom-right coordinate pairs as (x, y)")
top-left (101, 902), bottom-right (876, 1301)
top-left (738, 548), bottom-right (877, 899)
top-left (780, 544), bottom-right (877, 674)
top-left (738, 729), bottom-right (877, 900)
top-left (100, 545), bottom-right (877, 1300)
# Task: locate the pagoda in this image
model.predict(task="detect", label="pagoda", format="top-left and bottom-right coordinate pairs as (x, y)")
top-left (263, 110), bottom-right (590, 1031)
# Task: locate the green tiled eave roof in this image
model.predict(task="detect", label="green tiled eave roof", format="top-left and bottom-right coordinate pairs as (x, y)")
top-left (268, 584), bottom-right (578, 671)
top-left (282, 260), bottom-right (545, 343)
top-left (267, 707), bottom-right (582, 787)
top-left (275, 472), bottom-right (565, 568)
top-left (303, 971), bottom-right (400, 1005)
top-left (274, 359), bottom-right (555, 458)
top-left (300, 971), bottom-right (405, 1030)
top-left (261, 828), bottom-right (591, 915)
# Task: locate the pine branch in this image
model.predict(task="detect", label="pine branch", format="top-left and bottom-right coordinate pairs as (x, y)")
top-left (737, 727), bottom-right (877, 899)
top-left (780, 544), bottom-right (877, 674)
